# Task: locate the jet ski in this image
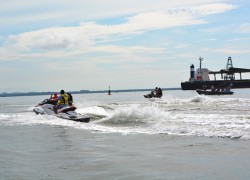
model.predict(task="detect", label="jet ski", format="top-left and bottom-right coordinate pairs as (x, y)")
top-left (33, 99), bottom-right (90, 123)
top-left (144, 92), bottom-right (162, 98)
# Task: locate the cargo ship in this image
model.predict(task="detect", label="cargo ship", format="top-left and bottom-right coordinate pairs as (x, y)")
top-left (181, 57), bottom-right (250, 90)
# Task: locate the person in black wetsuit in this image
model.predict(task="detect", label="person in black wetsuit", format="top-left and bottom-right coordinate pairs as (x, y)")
top-left (156, 87), bottom-right (163, 98)
top-left (67, 93), bottom-right (73, 106)
top-left (150, 87), bottom-right (158, 97)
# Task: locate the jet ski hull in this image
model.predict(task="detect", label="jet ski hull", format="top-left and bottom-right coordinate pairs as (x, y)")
top-left (56, 112), bottom-right (90, 123)
top-left (33, 100), bottom-right (90, 123)
top-left (144, 94), bottom-right (162, 98)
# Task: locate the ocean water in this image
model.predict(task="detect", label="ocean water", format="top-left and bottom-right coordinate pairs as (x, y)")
top-left (1, 90), bottom-right (250, 179)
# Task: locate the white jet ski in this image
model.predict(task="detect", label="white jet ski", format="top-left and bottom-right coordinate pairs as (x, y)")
top-left (33, 99), bottom-right (90, 123)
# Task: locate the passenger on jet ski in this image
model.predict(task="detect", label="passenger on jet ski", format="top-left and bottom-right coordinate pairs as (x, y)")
top-left (47, 93), bottom-right (58, 105)
top-left (67, 92), bottom-right (73, 106)
top-left (50, 93), bottom-right (58, 100)
top-left (149, 87), bottom-right (158, 97)
top-left (156, 87), bottom-right (163, 98)
top-left (38, 93), bottom-right (58, 106)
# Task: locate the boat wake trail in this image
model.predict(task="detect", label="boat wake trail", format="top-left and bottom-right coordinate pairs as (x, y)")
top-left (91, 96), bottom-right (250, 139)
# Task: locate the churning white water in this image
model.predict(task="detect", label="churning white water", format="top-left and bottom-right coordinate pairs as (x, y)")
top-left (1, 90), bottom-right (250, 139)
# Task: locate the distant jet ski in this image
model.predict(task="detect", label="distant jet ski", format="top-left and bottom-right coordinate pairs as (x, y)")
top-left (144, 87), bottom-right (163, 98)
top-left (144, 92), bottom-right (162, 98)
top-left (33, 99), bottom-right (90, 123)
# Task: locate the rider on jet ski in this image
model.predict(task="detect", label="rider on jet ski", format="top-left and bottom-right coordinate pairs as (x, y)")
top-left (53, 90), bottom-right (70, 114)
top-left (33, 90), bottom-right (90, 122)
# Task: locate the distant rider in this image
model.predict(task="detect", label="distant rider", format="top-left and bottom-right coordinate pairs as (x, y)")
top-left (156, 87), bottom-right (163, 98)
top-left (150, 87), bottom-right (158, 97)
top-left (67, 92), bottom-right (73, 106)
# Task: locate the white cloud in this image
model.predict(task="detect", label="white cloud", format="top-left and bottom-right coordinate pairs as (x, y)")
top-left (0, 3), bottom-right (237, 62)
top-left (188, 3), bottom-right (237, 16)
top-left (0, 1), bottom-right (231, 20)
top-left (0, 1), bottom-right (236, 32)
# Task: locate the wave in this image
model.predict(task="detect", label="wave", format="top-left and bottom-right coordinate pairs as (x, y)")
top-left (97, 104), bottom-right (169, 126)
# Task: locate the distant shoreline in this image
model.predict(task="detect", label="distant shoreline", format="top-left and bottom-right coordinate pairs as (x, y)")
top-left (0, 88), bottom-right (181, 97)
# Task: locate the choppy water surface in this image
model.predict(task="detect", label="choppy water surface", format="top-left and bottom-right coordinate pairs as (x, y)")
top-left (1, 90), bottom-right (250, 139)
top-left (1, 90), bottom-right (250, 179)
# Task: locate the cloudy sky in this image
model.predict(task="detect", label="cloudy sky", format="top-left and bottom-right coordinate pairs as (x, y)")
top-left (0, 0), bottom-right (250, 92)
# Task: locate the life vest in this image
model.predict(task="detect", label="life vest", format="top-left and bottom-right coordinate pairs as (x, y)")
top-left (58, 94), bottom-right (69, 105)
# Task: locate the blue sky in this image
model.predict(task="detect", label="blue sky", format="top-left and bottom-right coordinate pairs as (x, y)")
top-left (0, 0), bottom-right (250, 92)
